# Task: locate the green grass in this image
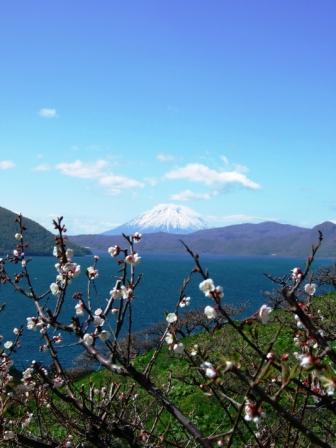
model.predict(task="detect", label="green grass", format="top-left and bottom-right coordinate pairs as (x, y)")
top-left (7, 292), bottom-right (336, 446)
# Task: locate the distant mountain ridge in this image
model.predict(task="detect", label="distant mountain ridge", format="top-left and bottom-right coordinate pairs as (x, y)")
top-left (70, 221), bottom-right (336, 258)
top-left (0, 206), bottom-right (91, 256)
top-left (103, 203), bottom-right (208, 235)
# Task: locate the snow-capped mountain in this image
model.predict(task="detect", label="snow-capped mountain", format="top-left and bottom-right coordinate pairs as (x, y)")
top-left (102, 204), bottom-right (208, 235)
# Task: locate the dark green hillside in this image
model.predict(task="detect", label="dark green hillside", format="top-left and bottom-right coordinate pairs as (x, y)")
top-left (0, 206), bottom-right (91, 256)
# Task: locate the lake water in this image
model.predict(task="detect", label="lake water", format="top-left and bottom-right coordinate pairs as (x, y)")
top-left (0, 254), bottom-right (334, 370)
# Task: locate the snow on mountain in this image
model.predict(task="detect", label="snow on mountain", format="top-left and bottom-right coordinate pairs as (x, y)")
top-left (102, 203), bottom-right (208, 235)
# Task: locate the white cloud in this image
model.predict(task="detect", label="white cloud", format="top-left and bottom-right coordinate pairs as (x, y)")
top-left (207, 214), bottom-right (273, 226)
top-left (37, 214), bottom-right (119, 235)
top-left (170, 189), bottom-right (218, 201)
top-left (39, 108), bottom-right (57, 118)
top-left (99, 174), bottom-right (144, 195)
top-left (56, 160), bottom-right (108, 179)
top-left (156, 153), bottom-right (175, 163)
top-left (0, 160), bottom-right (15, 170)
top-left (34, 163), bottom-right (51, 172)
top-left (165, 163), bottom-right (260, 190)
top-left (144, 177), bottom-right (159, 187)
top-left (56, 159), bottom-right (143, 195)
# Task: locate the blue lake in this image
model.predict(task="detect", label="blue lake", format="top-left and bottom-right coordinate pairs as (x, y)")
top-left (0, 254), bottom-right (334, 370)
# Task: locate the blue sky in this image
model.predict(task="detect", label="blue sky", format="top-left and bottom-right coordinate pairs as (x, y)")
top-left (0, 0), bottom-right (335, 234)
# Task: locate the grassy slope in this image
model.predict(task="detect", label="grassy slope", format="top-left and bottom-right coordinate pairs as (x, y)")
top-left (15, 293), bottom-right (336, 446)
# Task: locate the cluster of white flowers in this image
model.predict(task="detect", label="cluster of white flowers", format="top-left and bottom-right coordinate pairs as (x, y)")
top-left (50, 247), bottom-right (81, 295)
top-left (295, 353), bottom-right (314, 369)
top-left (200, 361), bottom-right (217, 378)
top-left (199, 279), bottom-right (224, 320)
top-left (179, 296), bottom-right (191, 307)
top-left (110, 284), bottom-right (133, 301)
top-left (26, 316), bottom-right (48, 333)
top-left (21, 366), bottom-right (36, 390)
top-left (93, 308), bottom-right (105, 327)
top-left (291, 267), bottom-right (303, 281)
top-left (125, 253), bottom-right (141, 265)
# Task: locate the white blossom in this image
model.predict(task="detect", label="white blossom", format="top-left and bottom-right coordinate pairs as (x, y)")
top-left (66, 248), bottom-right (74, 260)
top-left (200, 361), bottom-right (217, 378)
top-left (4, 341), bottom-right (13, 350)
top-left (213, 285), bottom-right (224, 299)
top-left (304, 283), bottom-right (317, 296)
top-left (204, 305), bottom-right (217, 319)
top-left (125, 253), bottom-right (141, 265)
top-left (296, 353), bottom-right (314, 369)
top-left (53, 246), bottom-right (61, 257)
top-left (294, 314), bottom-right (305, 329)
top-left (132, 232), bottom-right (142, 243)
top-left (190, 344), bottom-right (198, 356)
top-left (173, 343), bottom-right (184, 354)
top-left (258, 304), bottom-right (273, 324)
top-left (108, 245), bottom-right (120, 257)
top-left (26, 317), bottom-right (38, 331)
top-left (166, 313), bottom-right (177, 323)
top-left (291, 267), bottom-right (303, 281)
top-left (98, 330), bottom-right (111, 341)
top-left (83, 333), bottom-right (94, 346)
top-left (179, 296), bottom-right (191, 307)
top-left (199, 278), bottom-right (215, 295)
top-left (110, 285), bottom-right (130, 300)
top-left (53, 376), bottom-right (64, 388)
top-left (244, 400), bottom-right (262, 423)
top-left (50, 282), bottom-right (60, 296)
top-left (164, 332), bottom-right (174, 345)
top-left (15, 232), bottom-right (22, 240)
top-left (93, 315), bottom-right (105, 327)
top-left (75, 302), bottom-right (85, 316)
top-left (87, 266), bottom-right (99, 279)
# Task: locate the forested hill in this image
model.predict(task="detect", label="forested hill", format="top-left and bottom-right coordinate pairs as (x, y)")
top-left (0, 206), bottom-right (91, 256)
top-left (70, 221), bottom-right (336, 257)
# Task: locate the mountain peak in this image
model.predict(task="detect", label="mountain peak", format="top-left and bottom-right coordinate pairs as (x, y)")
top-left (102, 203), bottom-right (208, 235)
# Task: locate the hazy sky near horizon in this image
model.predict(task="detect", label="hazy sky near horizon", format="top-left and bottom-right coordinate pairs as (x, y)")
top-left (0, 1), bottom-right (335, 234)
